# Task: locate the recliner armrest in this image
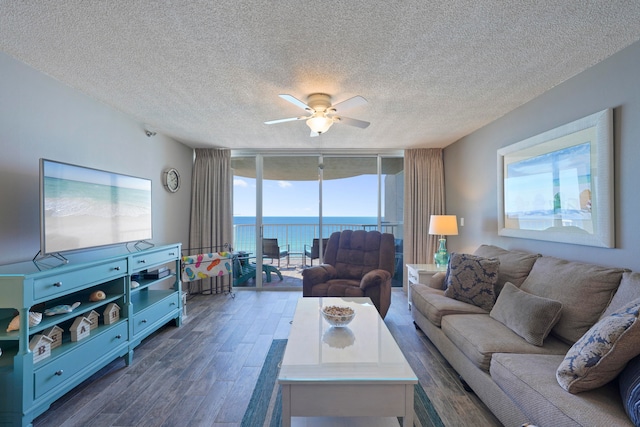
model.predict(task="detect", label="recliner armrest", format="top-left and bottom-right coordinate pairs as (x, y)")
top-left (304, 264), bottom-right (336, 283)
top-left (360, 269), bottom-right (392, 291)
top-left (302, 264), bottom-right (337, 296)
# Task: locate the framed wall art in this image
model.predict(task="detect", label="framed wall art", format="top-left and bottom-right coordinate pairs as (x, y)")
top-left (497, 108), bottom-right (614, 247)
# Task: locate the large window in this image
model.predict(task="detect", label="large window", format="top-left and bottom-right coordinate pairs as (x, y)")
top-left (231, 156), bottom-right (258, 288)
top-left (231, 153), bottom-right (403, 288)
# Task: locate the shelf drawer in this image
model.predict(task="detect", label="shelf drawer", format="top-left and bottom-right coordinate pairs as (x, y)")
top-left (33, 260), bottom-right (127, 301)
top-left (131, 247), bottom-right (179, 272)
top-left (133, 293), bottom-right (180, 336)
top-left (33, 322), bottom-right (128, 399)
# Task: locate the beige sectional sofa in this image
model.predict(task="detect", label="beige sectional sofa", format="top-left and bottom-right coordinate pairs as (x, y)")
top-left (410, 244), bottom-right (640, 426)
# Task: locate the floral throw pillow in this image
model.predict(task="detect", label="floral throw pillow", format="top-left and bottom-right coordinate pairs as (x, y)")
top-left (619, 354), bottom-right (640, 425)
top-left (444, 253), bottom-right (499, 311)
top-left (556, 297), bottom-right (640, 393)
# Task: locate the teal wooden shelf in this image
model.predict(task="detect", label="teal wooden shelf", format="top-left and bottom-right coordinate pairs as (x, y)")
top-left (0, 243), bottom-right (182, 427)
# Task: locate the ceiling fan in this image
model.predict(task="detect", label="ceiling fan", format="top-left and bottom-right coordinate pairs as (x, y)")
top-left (264, 93), bottom-right (370, 137)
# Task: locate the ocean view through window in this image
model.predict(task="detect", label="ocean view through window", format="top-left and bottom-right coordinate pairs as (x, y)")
top-left (231, 154), bottom-right (404, 288)
top-left (233, 216), bottom-right (386, 254)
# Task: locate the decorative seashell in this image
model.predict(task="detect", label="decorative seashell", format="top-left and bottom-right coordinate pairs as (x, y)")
top-left (89, 290), bottom-right (106, 302)
top-left (131, 280), bottom-right (140, 288)
top-left (44, 302), bottom-right (81, 316)
top-left (6, 312), bottom-right (43, 332)
top-left (30, 312), bottom-right (42, 326)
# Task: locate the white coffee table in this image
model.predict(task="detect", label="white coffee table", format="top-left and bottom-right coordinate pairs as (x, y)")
top-left (278, 297), bottom-right (418, 427)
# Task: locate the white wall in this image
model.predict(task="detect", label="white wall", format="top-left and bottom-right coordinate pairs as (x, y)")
top-left (0, 52), bottom-right (193, 264)
top-left (444, 40), bottom-right (640, 270)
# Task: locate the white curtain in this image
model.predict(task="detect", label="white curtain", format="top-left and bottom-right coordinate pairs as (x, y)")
top-left (403, 148), bottom-right (445, 269)
top-left (188, 148), bottom-right (233, 293)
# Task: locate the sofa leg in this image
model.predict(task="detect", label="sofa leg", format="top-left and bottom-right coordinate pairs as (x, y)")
top-left (459, 375), bottom-right (473, 393)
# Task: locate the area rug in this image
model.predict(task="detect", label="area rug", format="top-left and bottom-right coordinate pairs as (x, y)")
top-left (241, 339), bottom-right (445, 427)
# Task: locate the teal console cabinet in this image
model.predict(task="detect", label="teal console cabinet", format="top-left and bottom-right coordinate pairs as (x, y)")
top-left (0, 243), bottom-right (182, 427)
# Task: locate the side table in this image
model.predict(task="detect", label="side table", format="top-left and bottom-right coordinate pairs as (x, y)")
top-left (406, 264), bottom-right (447, 310)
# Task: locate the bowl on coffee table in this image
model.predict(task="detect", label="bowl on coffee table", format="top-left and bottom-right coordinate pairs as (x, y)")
top-left (321, 305), bottom-right (355, 327)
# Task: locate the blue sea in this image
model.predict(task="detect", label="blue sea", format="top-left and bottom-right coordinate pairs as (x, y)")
top-left (234, 216), bottom-right (378, 226)
top-left (233, 216), bottom-right (378, 253)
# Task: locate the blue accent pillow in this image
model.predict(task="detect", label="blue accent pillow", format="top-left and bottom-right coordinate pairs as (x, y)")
top-left (619, 354), bottom-right (640, 425)
top-left (556, 297), bottom-right (640, 393)
top-left (444, 252), bottom-right (499, 311)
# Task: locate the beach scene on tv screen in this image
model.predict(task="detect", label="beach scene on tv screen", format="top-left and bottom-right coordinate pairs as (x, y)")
top-left (43, 161), bottom-right (152, 254)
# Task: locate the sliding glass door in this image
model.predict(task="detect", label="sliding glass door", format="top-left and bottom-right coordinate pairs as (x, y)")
top-left (231, 156), bottom-right (259, 288)
top-left (231, 153), bottom-right (403, 289)
top-left (262, 156), bottom-right (320, 275)
top-left (322, 155), bottom-right (379, 233)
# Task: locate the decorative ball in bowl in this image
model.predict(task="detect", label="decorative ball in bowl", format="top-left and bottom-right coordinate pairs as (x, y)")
top-left (321, 305), bottom-right (355, 327)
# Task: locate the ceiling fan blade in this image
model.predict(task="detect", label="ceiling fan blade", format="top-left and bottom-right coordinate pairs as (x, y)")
top-left (332, 95), bottom-right (367, 113)
top-left (264, 116), bottom-right (306, 125)
top-left (279, 94), bottom-right (312, 111)
top-left (335, 116), bottom-right (370, 129)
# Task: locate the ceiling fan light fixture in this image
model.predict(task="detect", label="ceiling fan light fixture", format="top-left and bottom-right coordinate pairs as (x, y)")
top-left (306, 114), bottom-right (333, 134)
top-left (266, 92), bottom-right (369, 136)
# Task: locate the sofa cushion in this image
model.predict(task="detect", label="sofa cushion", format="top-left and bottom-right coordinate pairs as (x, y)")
top-left (491, 353), bottom-right (632, 426)
top-left (327, 281), bottom-right (365, 297)
top-left (619, 354), bottom-right (640, 426)
top-left (441, 314), bottom-right (569, 371)
top-left (310, 279), bottom-right (360, 296)
top-left (557, 297), bottom-right (640, 393)
top-left (490, 282), bottom-right (563, 346)
top-left (410, 283), bottom-right (487, 327)
top-left (444, 253), bottom-right (499, 311)
top-left (519, 256), bottom-right (624, 344)
top-left (473, 244), bottom-right (540, 294)
top-left (428, 271), bottom-right (446, 289)
top-left (602, 271), bottom-right (640, 318)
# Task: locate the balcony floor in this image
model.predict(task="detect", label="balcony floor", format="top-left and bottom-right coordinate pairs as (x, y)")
top-left (234, 254), bottom-right (403, 289)
top-left (236, 254), bottom-right (306, 289)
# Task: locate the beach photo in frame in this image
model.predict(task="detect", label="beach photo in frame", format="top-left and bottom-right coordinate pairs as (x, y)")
top-left (497, 108), bottom-right (614, 247)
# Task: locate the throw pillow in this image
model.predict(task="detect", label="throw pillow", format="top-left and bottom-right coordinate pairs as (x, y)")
top-left (619, 354), bottom-right (640, 426)
top-left (490, 282), bottom-right (563, 346)
top-left (444, 253), bottom-right (499, 311)
top-left (473, 244), bottom-right (541, 294)
top-left (556, 297), bottom-right (640, 393)
top-left (519, 256), bottom-right (624, 344)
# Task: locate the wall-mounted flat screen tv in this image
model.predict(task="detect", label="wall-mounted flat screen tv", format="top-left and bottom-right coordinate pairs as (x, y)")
top-left (40, 159), bottom-right (152, 255)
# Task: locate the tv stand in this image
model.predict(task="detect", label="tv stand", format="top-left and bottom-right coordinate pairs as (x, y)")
top-left (0, 243), bottom-right (182, 427)
top-left (31, 250), bottom-right (69, 265)
top-left (131, 240), bottom-right (155, 251)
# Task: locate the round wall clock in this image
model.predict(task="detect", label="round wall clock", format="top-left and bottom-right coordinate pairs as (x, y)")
top-left (163, 168), bottom-right (180, 193)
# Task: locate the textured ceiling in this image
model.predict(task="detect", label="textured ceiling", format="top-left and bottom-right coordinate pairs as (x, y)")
top-left (2, 1), bottom-right (640, 152)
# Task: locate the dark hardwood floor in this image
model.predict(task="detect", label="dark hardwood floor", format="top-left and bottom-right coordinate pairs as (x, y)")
top-left (33, 289), bottom-right (502, 427)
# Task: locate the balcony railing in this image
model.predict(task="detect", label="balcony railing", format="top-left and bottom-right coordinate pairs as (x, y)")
top-left (233, 222), bottom-right (402, 254)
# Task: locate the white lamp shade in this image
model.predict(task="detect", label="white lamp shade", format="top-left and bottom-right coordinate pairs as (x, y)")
top-left (306, 115), bottom-right (333, 134)
top-left (428, 215), bottom-right (458, 236)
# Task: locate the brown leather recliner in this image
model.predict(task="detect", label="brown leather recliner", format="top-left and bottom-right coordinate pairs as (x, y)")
top-left (302, 229), bottom-right (395, 318)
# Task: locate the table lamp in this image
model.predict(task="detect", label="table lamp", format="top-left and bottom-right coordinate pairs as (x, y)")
top-left (428, 215), bottom-right (459, 267)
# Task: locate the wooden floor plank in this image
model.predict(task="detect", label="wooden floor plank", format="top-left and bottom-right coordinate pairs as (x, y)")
top-left (33, 289), bottom-right (502, 427)
top-left (188, 380), bottom-right (233, 427)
